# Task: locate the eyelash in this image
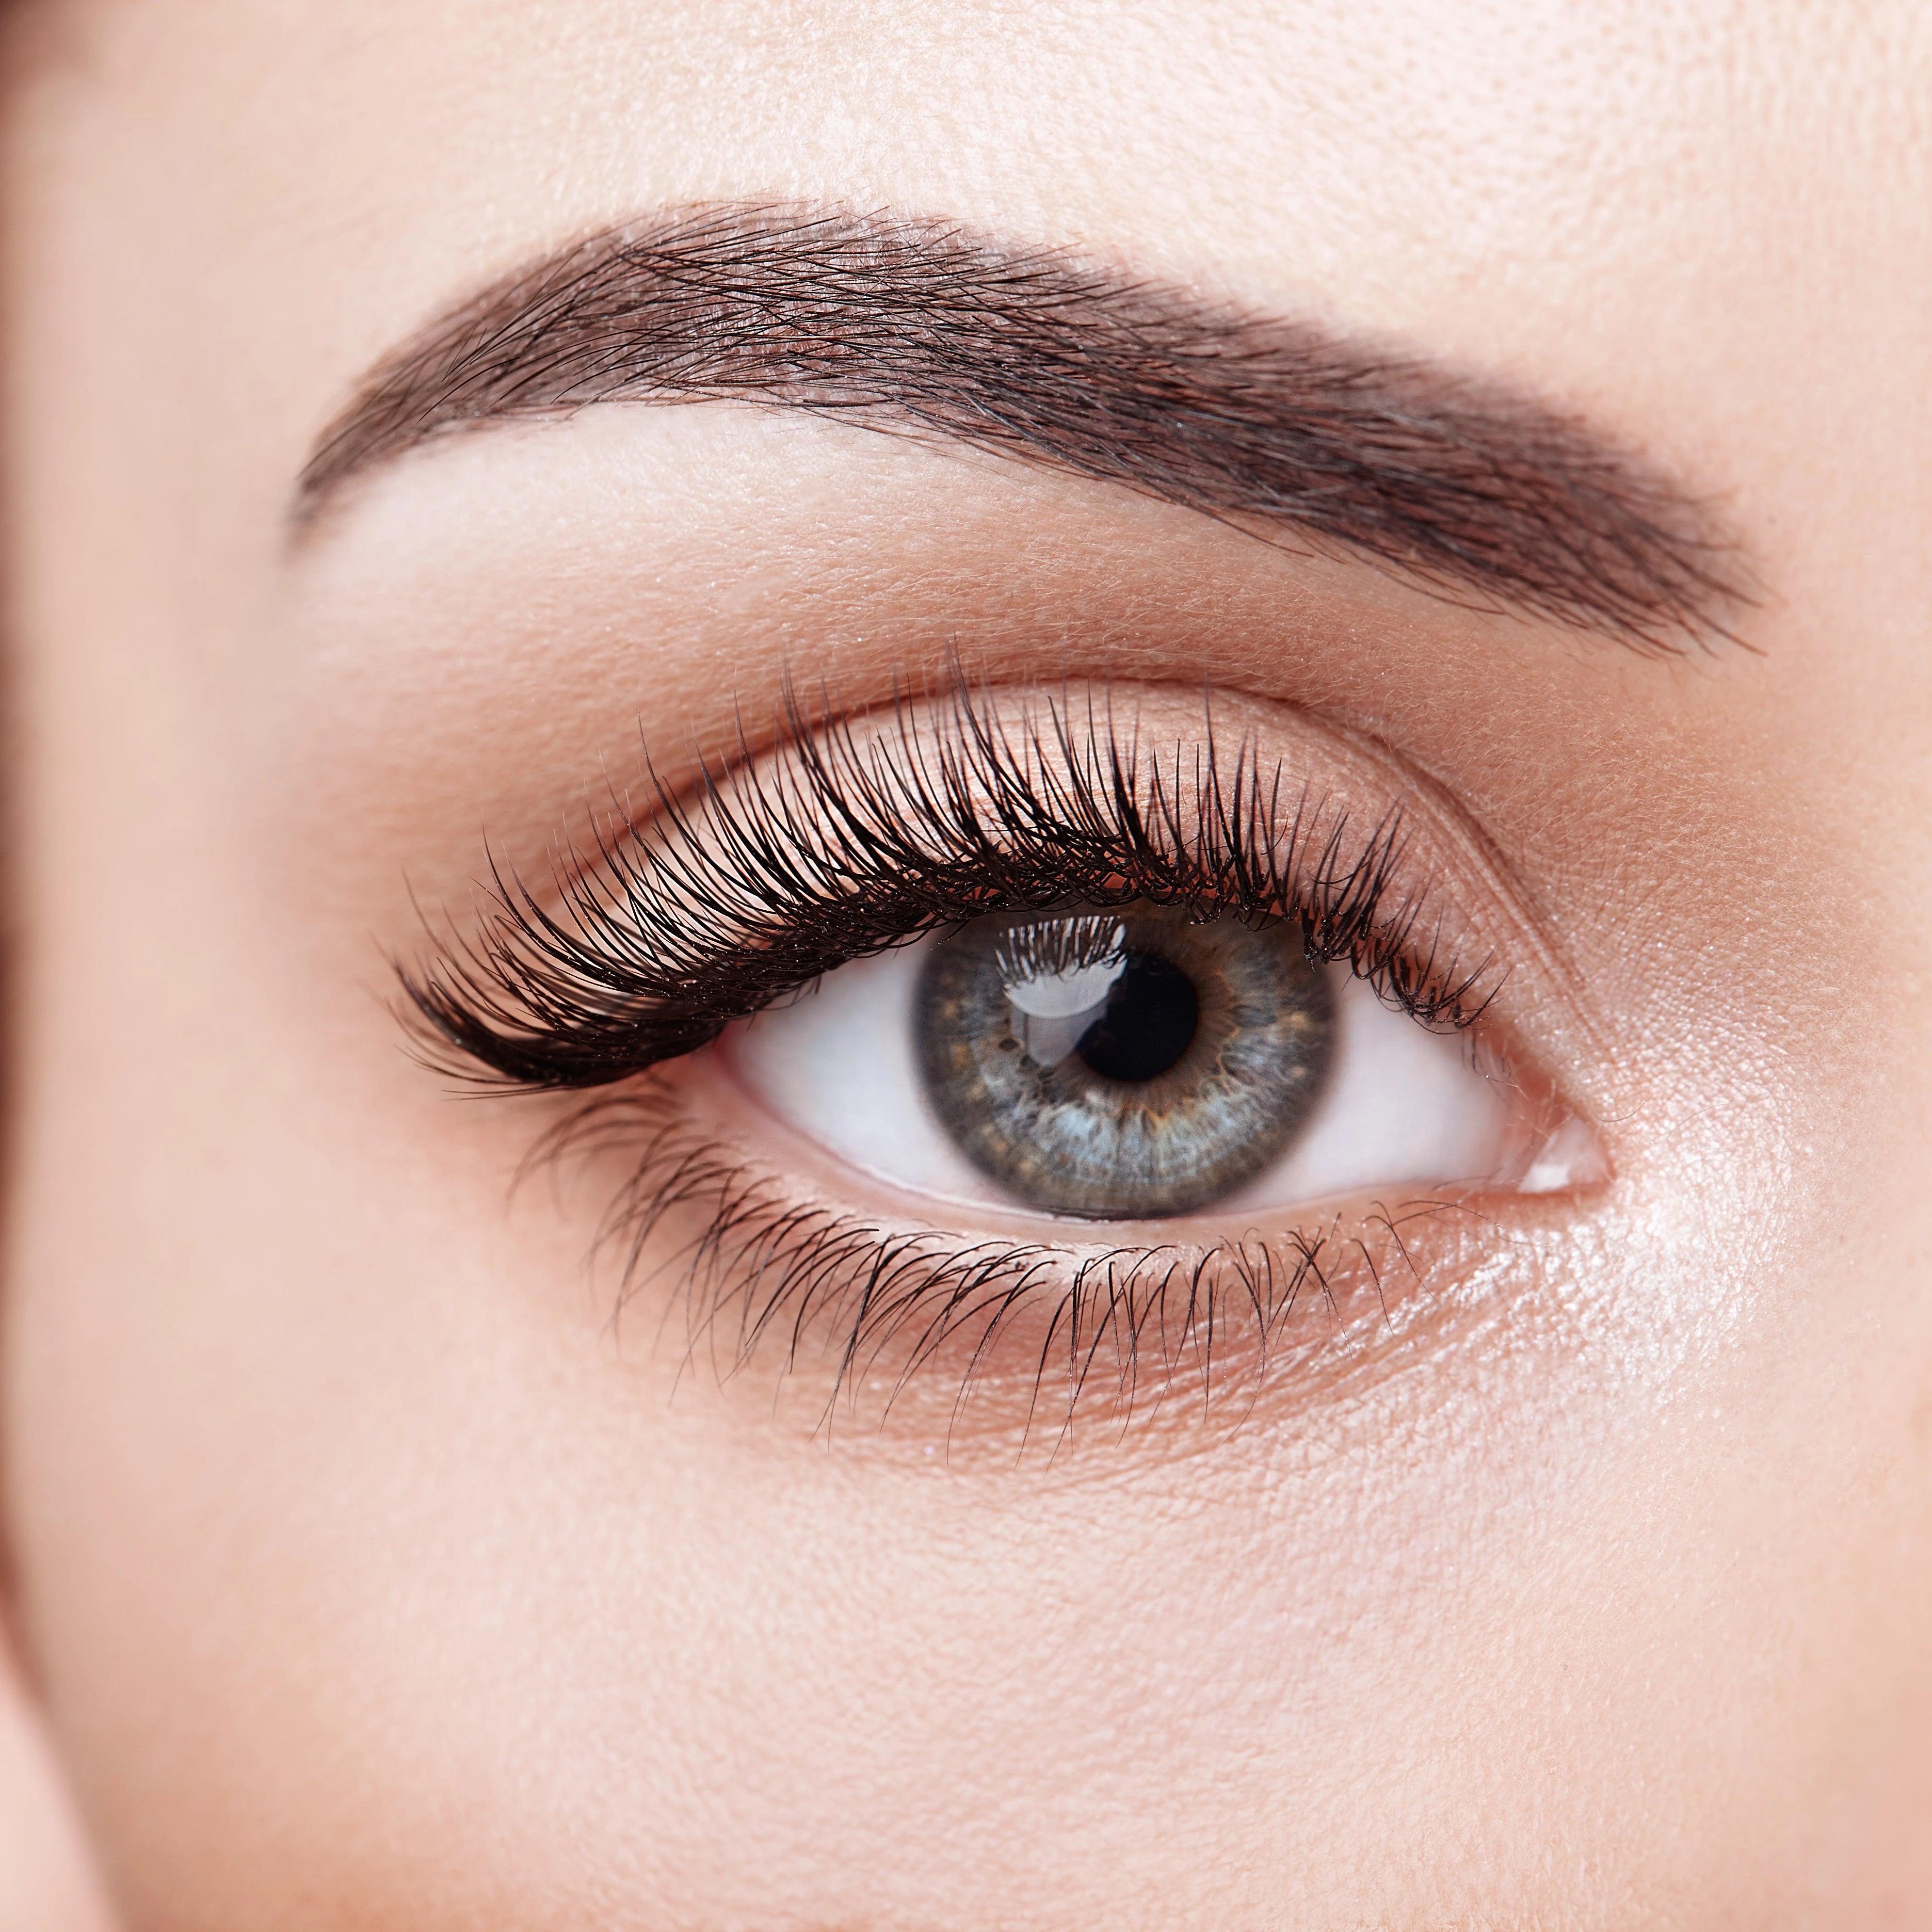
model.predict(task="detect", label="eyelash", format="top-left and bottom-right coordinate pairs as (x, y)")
top-left (400, 682), bottom-right (1494, 1090)
top-left (399, 681), bottom-right (1511, 1442)
top-left (547, 1077), bottom-right (1482, 1445)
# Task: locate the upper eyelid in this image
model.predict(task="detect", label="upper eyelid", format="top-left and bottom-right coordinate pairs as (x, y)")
top-left (398, 682), bottom-right (1519, 1090)
top-left (1307, 703), bottom-right (1598, 1038)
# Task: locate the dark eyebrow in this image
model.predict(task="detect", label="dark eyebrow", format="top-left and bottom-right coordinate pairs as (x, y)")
top-left (298, 202), bottom-right (1749, 652)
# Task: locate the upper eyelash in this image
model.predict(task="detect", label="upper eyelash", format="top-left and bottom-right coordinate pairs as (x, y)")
top-left (399, 681), bottom-right (1497, 1090)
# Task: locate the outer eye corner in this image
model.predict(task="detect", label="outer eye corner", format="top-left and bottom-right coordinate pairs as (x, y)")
top-left (1511, 1112), bottom-right (1612, 1197)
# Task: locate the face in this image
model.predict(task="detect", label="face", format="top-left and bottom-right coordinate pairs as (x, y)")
top-left (5, 2), bottom-right (1931, 1926)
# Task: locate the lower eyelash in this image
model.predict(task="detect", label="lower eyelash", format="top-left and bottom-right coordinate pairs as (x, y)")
top-left (540, 1079), bottom-right (1490, 1448)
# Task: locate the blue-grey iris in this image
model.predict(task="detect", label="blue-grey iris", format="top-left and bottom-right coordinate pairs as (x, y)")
top-left (915, 904), bottom-right (1335, 1218)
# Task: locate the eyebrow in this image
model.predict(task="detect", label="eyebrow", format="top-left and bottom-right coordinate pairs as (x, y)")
top-left (298, 202), bottom-right (1748, 651)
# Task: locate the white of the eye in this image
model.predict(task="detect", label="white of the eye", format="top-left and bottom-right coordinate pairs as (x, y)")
top-left (1215, 975), bottom-right (1505, 1211)
top-left (728, 944), bottom-right (976, 1199)
top-left (726, 938), bottom-right (1514, 1218)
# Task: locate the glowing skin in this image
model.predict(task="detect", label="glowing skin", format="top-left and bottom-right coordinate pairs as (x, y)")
top-left (3, 3), bottom-right (1930, 1928)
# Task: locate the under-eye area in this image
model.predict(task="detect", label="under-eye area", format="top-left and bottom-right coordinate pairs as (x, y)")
top-left (526, 1074), bottom-right (1578, 1450)
top-left (399, 680), bottom-right (1606, 1442)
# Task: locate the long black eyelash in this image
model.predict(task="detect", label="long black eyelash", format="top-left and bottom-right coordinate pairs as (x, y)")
top-left (401, 681), bottom-right (1493, 1089)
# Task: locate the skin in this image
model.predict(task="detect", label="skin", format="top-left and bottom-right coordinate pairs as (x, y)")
top-left (3, 0), bottom-right (1930, 1925)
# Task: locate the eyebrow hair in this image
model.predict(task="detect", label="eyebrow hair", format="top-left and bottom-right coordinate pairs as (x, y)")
top-left (298, 202), bottom-right (1749, 652)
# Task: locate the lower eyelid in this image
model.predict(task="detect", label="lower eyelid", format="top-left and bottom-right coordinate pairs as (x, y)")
top-left (543, 1067), bottom-right (1584, 1451)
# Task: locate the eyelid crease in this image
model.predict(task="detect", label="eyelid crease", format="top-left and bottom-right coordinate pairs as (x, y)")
top-left (1295, 702), bottom-right (1603, 1057)
top-left (397, 677), bottom-right (1502, 1093)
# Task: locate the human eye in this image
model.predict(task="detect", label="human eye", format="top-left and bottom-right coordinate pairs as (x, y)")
top-left (401, 680), bottom-right (1603, 1443)
top-left (728, 906), bottom-right (1541, 1221)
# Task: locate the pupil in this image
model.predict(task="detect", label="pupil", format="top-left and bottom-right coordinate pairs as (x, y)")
top-left (1075, 953), bottom-right (1199, 1083)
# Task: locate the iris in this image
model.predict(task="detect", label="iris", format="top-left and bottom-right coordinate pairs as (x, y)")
top-left (916, 905), bottom-right (1335, 1217)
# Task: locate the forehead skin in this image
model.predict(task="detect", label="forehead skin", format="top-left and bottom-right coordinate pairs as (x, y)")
top-left (4, 2), bottom-right (1932, 1929)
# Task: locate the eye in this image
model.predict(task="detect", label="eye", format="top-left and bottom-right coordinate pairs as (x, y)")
top-left (724, 899), bottom-right (1558, 1223)
top-left (400, 685), bottom-right (1609, 1428)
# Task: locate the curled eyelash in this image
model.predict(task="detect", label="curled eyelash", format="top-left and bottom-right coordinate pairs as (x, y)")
top-left (400, 680), bottom-right (1495, 1090)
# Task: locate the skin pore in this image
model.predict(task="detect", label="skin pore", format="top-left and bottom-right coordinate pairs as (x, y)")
top-left (2, 2), bottom-right (1930, 1928)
